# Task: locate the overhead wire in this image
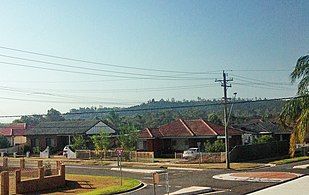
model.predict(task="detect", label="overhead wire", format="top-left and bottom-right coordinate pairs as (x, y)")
top-left (0, 45), bottom-right (221, 75)
top-left (0, 95), bottom-right (304, 118)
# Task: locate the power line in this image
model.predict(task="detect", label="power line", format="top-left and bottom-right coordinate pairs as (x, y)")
top-left (0, 45), bottom-right (221, 74)
top-left (0, 53), bottom-right (219, 79)
top-left (0, 96), bottom-right (140, 105)
top-left (0, 61), bottom-right (218, 81)
top-left (0, 61), bottom-right (216, 81)
top-left (230, 73), bottom-right (292, 86)
top-left (0, 95), bottom-right (303, 118)
top-left (228, 69), bottom-right (292, 72)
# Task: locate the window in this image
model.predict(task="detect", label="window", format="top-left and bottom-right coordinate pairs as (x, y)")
top-left (31, 138), bottom-right (39, 147)
top-left (46, 138), bottom-right (55, 147)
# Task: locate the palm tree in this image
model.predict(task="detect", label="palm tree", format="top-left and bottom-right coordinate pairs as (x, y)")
top-left (280, 55), bottom-right (309, 157)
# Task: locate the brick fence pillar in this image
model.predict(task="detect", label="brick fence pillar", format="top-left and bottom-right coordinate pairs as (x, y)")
top-left (59, 164), bottom-right (65, 179)
top-left (12, 170), bottom-right (21, 194)
top-left (2, 157), bottom-right (8, 168)
top-left (37, 160), bottom-right (43, 168)
top-left (38, 167), bottom-right (44, 180)
top-left (0, 171), bottom-right (9, 195)
top-left (20, 158), bottom-right (25, 169)
top-left (56, 161), bottom-right (61, 170)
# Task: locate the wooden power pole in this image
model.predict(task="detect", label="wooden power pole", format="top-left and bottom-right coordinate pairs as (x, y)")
top-left (216, 70), bottom-right (233, 169)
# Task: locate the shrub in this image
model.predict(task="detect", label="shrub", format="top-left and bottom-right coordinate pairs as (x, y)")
top-left (72, 135), bottom-right (87, 150)
top-left (0, 136), bottom-right (10, 149)
top-left (205, 140), bottom-right (225, 153)
top-left (23, 145), bottom-right (31, 154)
top-left (32, 146), bottom-right (40, 154)
top-left (253, 135), bottom-right (274, 144)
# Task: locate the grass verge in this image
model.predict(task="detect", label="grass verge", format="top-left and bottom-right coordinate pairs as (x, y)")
top-left (271, 156), bottom-right (309, 165)
top-left (65, 174), bottom-right (140, 195)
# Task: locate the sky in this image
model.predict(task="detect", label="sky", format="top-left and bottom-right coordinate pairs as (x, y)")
top-left (0, 0), bottom-right (308, 122)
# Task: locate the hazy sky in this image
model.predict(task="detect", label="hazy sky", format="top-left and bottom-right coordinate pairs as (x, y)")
top-left (0, 0), bottom-right (308, 121)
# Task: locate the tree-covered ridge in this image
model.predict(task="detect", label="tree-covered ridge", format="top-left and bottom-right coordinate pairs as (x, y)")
top-left (65, 97), bottom-right (285, 129)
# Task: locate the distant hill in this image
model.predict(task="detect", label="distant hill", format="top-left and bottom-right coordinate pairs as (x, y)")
top-left (65, 98), bottom-right (285, 129)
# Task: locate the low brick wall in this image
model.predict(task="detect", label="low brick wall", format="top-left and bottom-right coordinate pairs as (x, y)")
top-left (12, 165), bottom-right (65, 194)
top-left (201, 152), bottom-right (226, 163)
top-left (180, 152), bottom-right (226, 163)
top-left (0, 158), bottom-right (65, 195)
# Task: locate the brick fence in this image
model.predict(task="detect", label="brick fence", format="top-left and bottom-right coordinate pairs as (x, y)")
top-left (0, 158), bottom-right (65, 195)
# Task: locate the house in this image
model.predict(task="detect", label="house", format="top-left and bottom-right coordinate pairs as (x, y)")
top-left (138, 119), bottom-right (242, 156)
top-left (25, 120), bottom-right (116, 151)
top-left (232, 119), bottom-right (291, 144)
top-left (0, 123), bottom-right (28, 146)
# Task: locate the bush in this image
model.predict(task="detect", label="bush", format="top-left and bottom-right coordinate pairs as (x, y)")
top-left (32, 146), bottom-right (40, 154)
top-left (205, 140), bottom-right (225, 153)
top-left (0, 136), bottom-right (10, 149)
top-left (23, 145), bottom-right (31, 154)
top-left (253, 135), bottom-right (274, 144)
top-left (72, 135), bottom-right (87, 150)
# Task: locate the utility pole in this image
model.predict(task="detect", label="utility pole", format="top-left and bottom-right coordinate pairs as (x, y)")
top-left (216, 70), bottom-right (233, 169)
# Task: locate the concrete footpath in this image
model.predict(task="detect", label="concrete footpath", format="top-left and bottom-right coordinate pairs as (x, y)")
top-left (248, 175), bottom-right (309, 195)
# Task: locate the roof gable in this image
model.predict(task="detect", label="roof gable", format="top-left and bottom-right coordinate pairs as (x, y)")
top-left (86, 121), bottom-right (116, 135)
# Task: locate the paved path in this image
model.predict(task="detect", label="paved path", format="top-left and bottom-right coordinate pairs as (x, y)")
top-left (248, 175), bottom-right (309, 195)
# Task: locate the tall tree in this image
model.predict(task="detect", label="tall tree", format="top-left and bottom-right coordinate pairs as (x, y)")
top-left (280, 55), bottom-right (309, 157)
top-left (45, 108), bottom-right (65, 121)
top-left (13, 115), bottom-right (44, 126)
top-left (207, 113), bottom-right (222, 125)
top-left (91, 130), bottom-right (110, 153)
top-left (106, 111), bottom-right (122, 129)
top-left (118, 123), bottom-right (139, 151)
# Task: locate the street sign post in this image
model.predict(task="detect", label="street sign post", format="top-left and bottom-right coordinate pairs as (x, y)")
top-left (115, 148), bottom-right (124, 186)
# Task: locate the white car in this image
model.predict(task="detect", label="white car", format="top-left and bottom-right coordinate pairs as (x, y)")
top-left (182, 148), bottom-right (199, 159)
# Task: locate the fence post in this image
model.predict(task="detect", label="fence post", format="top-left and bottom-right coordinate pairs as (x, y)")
top-left (37, 160), bottom-right (43, 168)
top-left (56, 161), bottom-right (61, 170)
top-left (12, 170), bottom-right (21, 194)
top-left (59, 164), bottom-right (65, 179)
top-left (2, 157), bottom-right (8, 168)
top-left (20, 158), bottom-right (25, 169)
top-left (38, 167), bottom-right (44, 180)
top-left (0, 171), bottom-right (9, 195)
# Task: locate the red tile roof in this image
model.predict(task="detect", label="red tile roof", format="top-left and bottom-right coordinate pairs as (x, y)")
top-left (159, 119), bottom-right (194, 137)
top-left (0, 123), bottom-right (27, 137)
top-left (139, 119), bottom-right (242, 139)
top-left (207, 123), bottom-right (242, 136)
top-left (139, 128), bottom-right (163, 139)
top-left (183, 119), bottom-right (218, 136)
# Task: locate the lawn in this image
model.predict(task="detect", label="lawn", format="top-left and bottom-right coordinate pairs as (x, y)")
top-left (44, 174), bottom-right (140, 195)
top-left (271, 156), bottom-right (309, 165)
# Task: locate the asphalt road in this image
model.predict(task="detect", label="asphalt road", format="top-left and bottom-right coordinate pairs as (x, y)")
top-left (66, 160), bottom-right (309, 195)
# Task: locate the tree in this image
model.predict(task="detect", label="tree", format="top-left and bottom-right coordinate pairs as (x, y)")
top-left (72, 135), bottom-right (87, 150)
top-left (106, 111), bottom-right (122, 129)
top-left (280, 55), bottom-right (309, 157)
top-left (207, 113), bottom-right (222, 125)
top-left (13, 115), bottom-right (44, 126)
top-left (118, 123), bottom-right (139, 151)
top-left (45, 108), bottom-right (65, 121)
top-left (204, 140), bottom-right (225, 153)
top-left (253, 135), bottom-right (274, 144)
top-left (91, 130), bottom-right (110, 152)
top-left (0, 136), bottom-right (10, 148)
